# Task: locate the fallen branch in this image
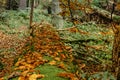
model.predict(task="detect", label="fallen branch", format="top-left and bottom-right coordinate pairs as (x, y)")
top-left (8, 72), bottom-right (21, 80)
top-left (57, 26), bottom-right (76, 31)
top-left (62, 38), bottom-right (103, 44)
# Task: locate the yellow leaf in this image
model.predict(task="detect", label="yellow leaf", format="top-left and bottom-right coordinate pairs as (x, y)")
top-left (15, 58), bottom-right (24, 66)
top-left (54, 57), bottom-right (61, 61)
top-left (14, 66), bottom-right (26, 70)
top-left (0, 77), bottom-right (4, 80)
top-left (48, 60), bottom-right (56, 65)
top-left (18, 76), bottom-right (26, 80)
top-left (29, 74), bottom-right (44, 80)
top-left (21, 70), bottom-right (29, 76)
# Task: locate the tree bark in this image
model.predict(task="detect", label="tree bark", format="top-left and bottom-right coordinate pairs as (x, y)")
top-left (112, 24), bottom-right (120, 80)
top-left (19, 0), bottom-right (27, 9)
top-left (6, 0), bottom-right (11, 9)
top-left (67, 0), bottom-right (74, 25)
top-left (30, 0), bottom-right (34, 36)
top-left (26, 0), bottom-right (29, 7)
top-left (51, 0), bottom-right (64, 29)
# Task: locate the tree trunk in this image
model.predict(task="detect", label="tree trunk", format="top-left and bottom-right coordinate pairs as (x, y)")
top-left (6, 0), bottom-right (11, 9)
top-left (51, 0), bottom-right (64, 29)
top-left (30, 0), bottom-right (34, 36)
top-left (34, 0), bottom-right (39, 8)
top-left (112, 24), bottom-right (120, 80)
top-left (19, 0), bottom-right (27, 9)
top-left (26, 0), bottom-right (30, 7)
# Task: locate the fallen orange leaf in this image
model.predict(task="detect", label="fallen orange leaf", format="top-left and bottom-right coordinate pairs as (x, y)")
top-left (14, 66), bottom-right (26, 70)
top-left (18, 76), bottom-right (26, 80)
top-left (60, 54), bottom-right (66, 60)
top-left (58, 72), bottom-right (75, 80)
top-left (0, 77), bottom-right (4, 80)
top-left (21, 70), bottom-right (30, 76)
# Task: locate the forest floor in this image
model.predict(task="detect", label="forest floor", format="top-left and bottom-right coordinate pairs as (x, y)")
top-left (0, 21), bottom-right (115, 80)
top-left (0, 22), bottom-right (77, 80)
top-left (0, 26), bottom-right (28, 77)
top-left (0, 6), bottom-right (116, 80)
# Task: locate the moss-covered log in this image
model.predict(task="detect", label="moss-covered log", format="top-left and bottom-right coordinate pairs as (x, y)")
top-left (91, 5), bottom-right (120, 24)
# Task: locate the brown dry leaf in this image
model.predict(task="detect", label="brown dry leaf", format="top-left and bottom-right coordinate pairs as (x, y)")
top-left (73, 20), bottom-right (80, 25)
top-left (60, 54), bottom-right (66, 60)
top-left (78, 63), bottom-right (86, 69)
top-left (88, 45), bottom-right (103, 50)
top-left (53, 52), bottom-right (59, 57)
top-left (78, 29), bottom-right (89, 35)
top-left (68, 27), bottom-right (79, 33)
top-left (68, 49), bottom-right (73, 53)
top-left (29, 74), bottom-right (44, 80)
top-left (48, 60), bottom-right (56, 65)
top-left (58, 72), bottom-right (75, 80)
top-left (115, 3), bottom-right (120, 10)
top-left (58, 62), bottom-right (67, 70)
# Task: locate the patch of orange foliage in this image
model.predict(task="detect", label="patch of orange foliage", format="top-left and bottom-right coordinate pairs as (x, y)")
top-left (12, 22), bottom-right (74, 80)
top-left (31, 22), bottom-right (73, 59)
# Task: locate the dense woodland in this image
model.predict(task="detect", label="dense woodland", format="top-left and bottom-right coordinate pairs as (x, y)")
top-left (0, 0), bottom-right (120, 80)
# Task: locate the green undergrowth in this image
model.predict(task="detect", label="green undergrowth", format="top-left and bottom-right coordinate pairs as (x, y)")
top-left (0, 5), bottom-right (51, 35)
top-left (59, 22), bottom-right (115, 79)
top-left (60, 22), bottom-right (114, 64)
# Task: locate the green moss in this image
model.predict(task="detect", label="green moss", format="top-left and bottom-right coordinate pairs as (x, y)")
top-left (36, 64), bottom-right (68, 80)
